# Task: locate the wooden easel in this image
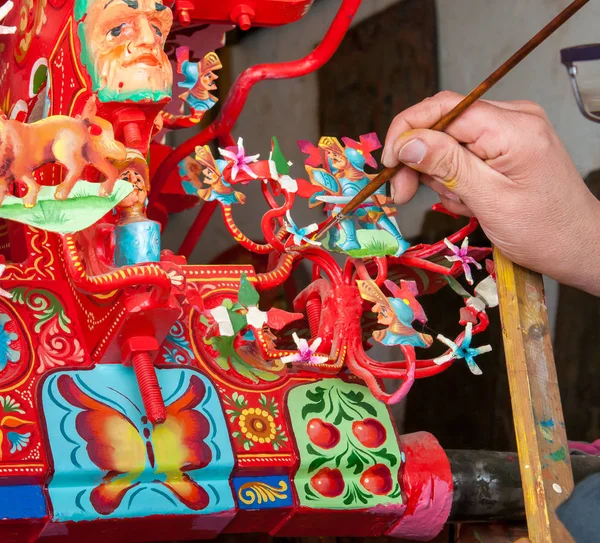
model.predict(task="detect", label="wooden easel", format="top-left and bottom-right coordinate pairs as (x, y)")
top-left (495, 249), bottom-right (575, 543)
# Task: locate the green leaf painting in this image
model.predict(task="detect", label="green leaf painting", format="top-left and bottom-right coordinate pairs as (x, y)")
top-left (271, 136), bottom-right (291, 176)
top-left (288, 380), bottom-right (404, 510)
top-left (0, 180), bottom-right (133, 234)
top-left (238, 273), bottom-right (260, 308)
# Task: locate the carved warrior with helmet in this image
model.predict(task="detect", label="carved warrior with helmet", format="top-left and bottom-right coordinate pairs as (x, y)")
top-left (193, 145), bottom-right (246, 205)
top-left (177, 49), bottom-right (223, 112)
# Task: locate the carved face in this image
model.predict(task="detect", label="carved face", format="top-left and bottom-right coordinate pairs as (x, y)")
top-left (325, 150), bottom-right (347, 171)
top-left (202, 167), bottom-right (220, 186)
top-left (78, 0), bottom-right (173, 102)
top-left (200, 71), bottom-right (218, 92)
top-left (372, 303), bottom-right (394, 327)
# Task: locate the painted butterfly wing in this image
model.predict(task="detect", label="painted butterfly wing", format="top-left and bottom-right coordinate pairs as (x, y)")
top-left (152, 375), bottom-right (212, 511)
top-left (56, 375), bottom-right (146, 515)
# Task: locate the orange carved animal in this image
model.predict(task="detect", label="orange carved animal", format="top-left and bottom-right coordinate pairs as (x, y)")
top-left (0, 96), bottom-right (127, 207)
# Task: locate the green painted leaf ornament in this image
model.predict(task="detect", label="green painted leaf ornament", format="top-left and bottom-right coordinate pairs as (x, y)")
top-left (0, 180), bottom-right (133, 234)
top-left (238, 273), bottom-right (260, 308)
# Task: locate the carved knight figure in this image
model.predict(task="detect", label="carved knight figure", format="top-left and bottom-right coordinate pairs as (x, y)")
top-left (190, 145), bottom-right (246, 205)
top-left (177, 48), bottom-right (223, 112)
top-left (306, 136), bottom-right (411, 257)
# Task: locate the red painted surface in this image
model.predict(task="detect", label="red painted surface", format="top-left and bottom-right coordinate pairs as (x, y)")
top-left (0, 0), bottom-right (497, 540)
top-left (387, 432), bottom-right (454, 541)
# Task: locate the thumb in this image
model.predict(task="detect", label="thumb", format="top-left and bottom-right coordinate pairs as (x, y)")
top-left (389, 129), bottom-right (487, 199)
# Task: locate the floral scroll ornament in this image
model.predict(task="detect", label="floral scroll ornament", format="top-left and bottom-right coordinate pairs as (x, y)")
top-left (224, 392), bottom-right (288, 451)
top-left (0, 395), bottom-right (32, 459)
top-left (238, 480), bottom-right (289, 506)
top-left (11, 288), bottom-right (85, 373)
top-left (14, 0), bottom-right (48, 64)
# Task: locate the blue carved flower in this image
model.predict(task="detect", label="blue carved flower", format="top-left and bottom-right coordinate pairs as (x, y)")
top-left (284, 211), bottom-right (321, 247)
top-left (434, 323), bottom-right (492, 375)
top-left (0, 314), bottom-right (19, 373)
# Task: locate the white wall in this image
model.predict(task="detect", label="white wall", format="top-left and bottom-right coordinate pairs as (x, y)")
top-left (437, 0), bottom-right (600, 332)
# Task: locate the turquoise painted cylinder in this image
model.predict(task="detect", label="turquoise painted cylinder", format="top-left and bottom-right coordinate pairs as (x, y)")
top-left (114, 220), bottom-right (161, 267)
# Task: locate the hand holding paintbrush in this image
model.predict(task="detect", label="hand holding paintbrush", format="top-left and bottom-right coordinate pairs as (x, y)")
top-left (311, 0), bottom-right (590, 242)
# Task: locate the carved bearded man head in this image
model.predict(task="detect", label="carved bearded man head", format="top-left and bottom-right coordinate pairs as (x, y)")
top-left (75, 0), bottom-right (173, 102)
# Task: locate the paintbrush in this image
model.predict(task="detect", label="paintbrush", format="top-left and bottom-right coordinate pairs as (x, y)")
top-left (311, 0), bottom-right (590, 243)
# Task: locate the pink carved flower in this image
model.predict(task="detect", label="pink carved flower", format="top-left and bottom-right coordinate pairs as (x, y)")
top-left (281, 333), bottom-right (328, 365)
top-left (218, 137), bottom-right (260, 181)
top-left (444, 237), bottom-right (482, 286)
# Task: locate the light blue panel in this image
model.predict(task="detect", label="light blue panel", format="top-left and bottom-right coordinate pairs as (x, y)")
top-left (41, 365), bottom-right (234, 522)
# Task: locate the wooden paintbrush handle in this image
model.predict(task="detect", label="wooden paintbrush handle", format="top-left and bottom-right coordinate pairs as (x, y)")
top-left (334, 0), bottom-right (589, 222)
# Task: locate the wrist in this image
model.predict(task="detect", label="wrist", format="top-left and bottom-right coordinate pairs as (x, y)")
top-left (551, 194), bottom-right (600, 295)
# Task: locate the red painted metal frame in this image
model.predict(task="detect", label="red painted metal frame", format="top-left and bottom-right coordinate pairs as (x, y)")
top-left (150, 0), bottom-right (363, 257)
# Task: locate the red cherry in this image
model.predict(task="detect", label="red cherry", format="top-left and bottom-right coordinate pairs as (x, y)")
top-left (360, 464), bottom-right (393, 495)
top-left (310, 468), bottom-right (345, 498)
top-left (307, 418), bottom-right (341, 449)
top-left (352, 418), bottom-right (386, 448)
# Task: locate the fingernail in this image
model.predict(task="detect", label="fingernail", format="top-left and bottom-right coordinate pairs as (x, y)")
top-left (398, 138), bottom-right (427, 164)
top-left (390, 183), bottom-right (396, 202)
top-left (382, 147), bottom-right (391, 166)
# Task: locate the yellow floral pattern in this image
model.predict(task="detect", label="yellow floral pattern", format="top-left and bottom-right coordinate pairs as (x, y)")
top-left (239, 408), bottom-right (276, 444)
top-left (224, 392), bottom-right (288, 451)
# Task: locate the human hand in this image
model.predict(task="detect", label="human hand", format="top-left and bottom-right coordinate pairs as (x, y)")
top-left (382, 91), bottom-right (600, 295)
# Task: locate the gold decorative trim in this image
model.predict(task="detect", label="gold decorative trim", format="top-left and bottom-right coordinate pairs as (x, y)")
top-left (238, 480), bottom-right (288, 505)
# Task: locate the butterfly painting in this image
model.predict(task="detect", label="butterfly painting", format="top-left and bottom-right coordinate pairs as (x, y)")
top-left (42, 366), bottom-right (235, 521)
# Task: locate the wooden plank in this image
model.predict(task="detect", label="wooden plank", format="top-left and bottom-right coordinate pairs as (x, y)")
top-left (494, 247), bottom-right (574, 543)
top-left (455, 523), bottom-right (528, 542)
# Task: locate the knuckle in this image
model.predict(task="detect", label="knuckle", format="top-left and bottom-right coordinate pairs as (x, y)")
top-left (435, 90), bottom-right (461, 102)
top-left (430, 145), bottom-right (462, 182)
top-left (526, 114), bottom-right (553, 143)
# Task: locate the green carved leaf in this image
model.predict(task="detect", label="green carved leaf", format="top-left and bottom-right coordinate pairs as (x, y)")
top-left (228, 309), bottom-right (248, 335)
top-left (0, 180), bottom-right (133, 234)
top-left (271, 136), bottom-right (291, 176)
top-left (238, 273), bottom-right (260, 308)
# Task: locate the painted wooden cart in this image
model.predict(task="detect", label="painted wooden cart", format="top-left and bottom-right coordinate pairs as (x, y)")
top-left (0, 1), bottom-right (578, 542)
